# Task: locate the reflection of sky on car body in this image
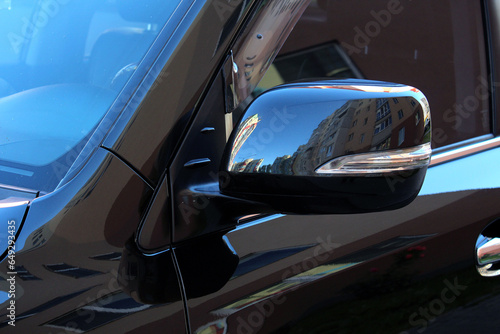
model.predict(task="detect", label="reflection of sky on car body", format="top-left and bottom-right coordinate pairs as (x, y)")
top-left (420, 147), bottom-right (500, 196)
top-left (0, 291), bottom-right (8, 304)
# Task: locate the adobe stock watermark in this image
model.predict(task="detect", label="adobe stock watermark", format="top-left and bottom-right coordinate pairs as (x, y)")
top-left (178, 105), bottom-right (296, 225)
top-left (8, 0), bottom-right (72, 54)
top-left (384, 74), bottom-right (496, 192)
top-left (385, 168), bottom-right (419, 194)
top-left (6, 219), bottom-right (17, 327)
top-left (177, 169), bottom-right (231, 225)
top-left (213, 0), bottom-right (241, 22)
top-left (401, 277), bottom-right (467, 334)
top-left (45, 268), bottom-right (140, 333)
top-left (50, 115), bottom-right (115, 181)
top-left (432, 75), bottom-right (498, 145)
top-left (50, 66), bottom-right (170, 181)
top-left (236, 106), bottom-right (297, 158)
top-left (341, 0), bottom-right (404, 55)
top-left (236, 235), bottom-right (341, 334)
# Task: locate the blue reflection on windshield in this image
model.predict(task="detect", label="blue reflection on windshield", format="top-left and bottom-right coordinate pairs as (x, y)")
top-left (0, 0), bottom-right (182, 191)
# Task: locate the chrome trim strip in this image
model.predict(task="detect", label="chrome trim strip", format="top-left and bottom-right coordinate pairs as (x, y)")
top-left (430, 136), bottom-right (500, 166)
top-left (229, 0), bottom-right (311, 110)
top-left (476, 235), bottom-right (500, 266)
top-left (431, 134), bottom-right (493, 154)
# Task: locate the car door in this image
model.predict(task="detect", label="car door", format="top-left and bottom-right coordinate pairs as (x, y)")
top-left (0, 0), bottom-right (256, 333)
top-left (7, 0), bottom-right (495, 333)
top-left (169, 1), bottom-right (500, 333)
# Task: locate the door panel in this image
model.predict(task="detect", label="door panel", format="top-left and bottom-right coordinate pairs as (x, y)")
top-left (181, 1), bottom-right (500, 333)
top-left (187, 148), bottom-right (500, 333)
top-left (0, 150), bottom-right (186, 333)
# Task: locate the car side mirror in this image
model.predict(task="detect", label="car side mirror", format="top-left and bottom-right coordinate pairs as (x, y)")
top-left (221, 79), bottom-right (431, 214)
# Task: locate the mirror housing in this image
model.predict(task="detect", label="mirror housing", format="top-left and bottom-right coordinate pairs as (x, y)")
top-left (221, 80), bottom-right (431, 214)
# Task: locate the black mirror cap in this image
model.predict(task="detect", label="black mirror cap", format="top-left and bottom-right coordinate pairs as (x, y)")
top-left (220, 167), bottom-right (427, 214)
top-left (221, 79), bottom-right (431, 214)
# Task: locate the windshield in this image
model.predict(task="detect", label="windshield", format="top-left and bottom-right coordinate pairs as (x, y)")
top-left (0, 0), bottom-right (182, 192)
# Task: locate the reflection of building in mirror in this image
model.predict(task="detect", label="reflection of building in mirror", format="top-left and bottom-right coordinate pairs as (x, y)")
top-left (295, 97), bottom-right (424, 171)
top-left (229, 114), bottom-right (260, 171)
top-left (293, 97), bottom-right (424, 172)
top-left (258, 155), bottom-right (294, 175)
top-left (292, 100), bottom-right (356, 174)
top-left (232, 158), bottom-right (264, 173)
top-left (367, 97), bottom-right (424, 152)
top-left (230, 95), bottom-right (425, 175)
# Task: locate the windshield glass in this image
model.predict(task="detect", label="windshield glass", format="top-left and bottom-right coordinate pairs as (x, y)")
top-left (0, 0), bottom-right (182, 192)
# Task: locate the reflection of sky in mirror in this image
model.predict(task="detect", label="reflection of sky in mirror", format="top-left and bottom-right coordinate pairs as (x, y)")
top-left (236, 100), bottom-right (347, 166)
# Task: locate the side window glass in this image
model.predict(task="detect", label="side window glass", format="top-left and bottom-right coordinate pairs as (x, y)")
top-left (0, 1), bottom-right (178, 192)
top-left (259, 0), bottom-right (490, 149)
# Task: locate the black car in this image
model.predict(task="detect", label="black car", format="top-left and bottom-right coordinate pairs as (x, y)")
top-left (0, 0), bottom-right (499, 333)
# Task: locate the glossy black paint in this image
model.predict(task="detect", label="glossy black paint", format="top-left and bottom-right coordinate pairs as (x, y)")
top-left (118, 241), bottom-right (180, 304)
top-left (0, 195), bottom-right (32, 262)
top-left (224, 169), bottom-right (426, 214)
top-left (0, 0), bottom-right (259, 331)
top-left (174, 234), bottom-right (239, 300)
top-left (2, 0), bottom-right (500, 333)
top-left (0, 148), bottom-right (189, 332)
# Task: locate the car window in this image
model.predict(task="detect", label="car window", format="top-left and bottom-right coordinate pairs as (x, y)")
top-left (0, 0), bottom-right (182, 192)
top-left (258, 0), bottom-right (490, 150)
